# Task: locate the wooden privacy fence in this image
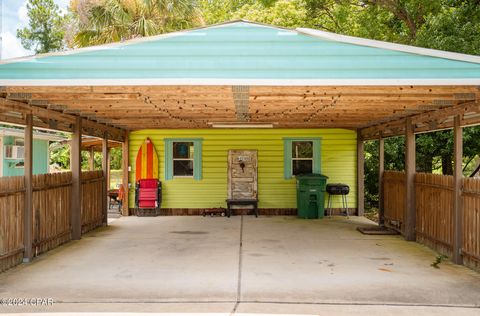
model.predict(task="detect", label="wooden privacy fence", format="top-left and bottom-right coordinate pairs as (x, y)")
top-left (383, 171), bottom-right (406, 233)
top-left (0, 176), bottom-right (24, 272)
top-left (462, 178), bottom-right (480, 269)
top-left (383, 171), bottom-right (480, 270)
top-left (33, 172), bottom-right (72, 256)
top-left (415, 173), bottom-right (454, 256)
top-left (81, 171), bottom-right (104, 233)
top-left (0, 171), bottom-right (105, 273)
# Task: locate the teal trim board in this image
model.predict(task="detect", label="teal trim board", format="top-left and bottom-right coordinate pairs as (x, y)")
top-left (0, 21), bottom-right (479, 84)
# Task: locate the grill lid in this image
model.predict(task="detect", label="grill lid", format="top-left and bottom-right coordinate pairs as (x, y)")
top-left (326, 183), bottom-right (350, 195)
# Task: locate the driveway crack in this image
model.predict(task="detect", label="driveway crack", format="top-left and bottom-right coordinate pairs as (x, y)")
top-left (231, 215), bottom-right (244, 315)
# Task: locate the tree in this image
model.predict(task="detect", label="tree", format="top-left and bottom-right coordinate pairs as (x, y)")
top-left (416, 0), bottom-right (480, 55)
top-left (72, 0), bottom-right (203, 47)
top-left (17, 0), bottom-right (66, 54)
top-left (231, 0), bottom-right (309, 28)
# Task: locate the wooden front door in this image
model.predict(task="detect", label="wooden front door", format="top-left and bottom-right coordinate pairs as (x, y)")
top-left (228, 150), bottom-right (258, 200)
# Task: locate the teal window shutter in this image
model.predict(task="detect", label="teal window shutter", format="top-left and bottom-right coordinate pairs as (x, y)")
top-left (312, 138), bottom-right (321, 173)
top-left (283, 137), bottom-right (321, 179)
top-left (283, 139), bottom-right (293, 179)
top-left (164, 138), bottom-right (202, 181)
top-left (164, 139), bottom-right (173, 180)
top-left (193, 139), bottom-right (202, 180)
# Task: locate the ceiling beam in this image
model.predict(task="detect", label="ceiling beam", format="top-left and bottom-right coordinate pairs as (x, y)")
top-left (0, 98), bottom-right (126, 141)
top-left (360, 101), bottom-right (480, 140)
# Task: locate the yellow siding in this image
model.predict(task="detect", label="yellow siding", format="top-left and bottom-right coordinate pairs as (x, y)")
top-left (128, 129), bottom-right (357, 209)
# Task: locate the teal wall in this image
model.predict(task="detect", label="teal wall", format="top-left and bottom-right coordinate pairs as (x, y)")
top-left (2, 136), bottom-right (49, 176)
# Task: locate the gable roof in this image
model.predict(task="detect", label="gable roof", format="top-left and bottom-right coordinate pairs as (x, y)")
top-left (0, 20), bottom-right (479, 86)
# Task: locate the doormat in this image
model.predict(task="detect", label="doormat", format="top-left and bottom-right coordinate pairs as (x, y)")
top-left (357, 226), bottom-right (399, 235)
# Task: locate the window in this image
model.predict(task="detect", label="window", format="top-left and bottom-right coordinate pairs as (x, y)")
top-left (283, 138), bottom-right (321, 179)
top-left (14, 138), bottom-right (24, 146)
top-left (292, 141), bottom-right (313, 175)
top-left (173, 142), bottom-right (194, 177)
top-left (165, 138), bottom-right (202, 180)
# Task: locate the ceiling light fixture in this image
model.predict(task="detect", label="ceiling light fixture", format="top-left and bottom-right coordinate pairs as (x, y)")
top-left (209, 123), bottom-right (274, 129)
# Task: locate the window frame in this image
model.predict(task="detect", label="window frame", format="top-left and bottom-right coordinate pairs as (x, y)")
top-left (172, 141), bottom-right (195, 178)
top-left (283, 137), bottom-right (321, 179)
top-left (164, 138), bottom-right (202, 180)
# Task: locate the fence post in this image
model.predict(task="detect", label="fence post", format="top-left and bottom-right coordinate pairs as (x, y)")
top-left (23, 114), bottom-right (33, 262)
top-left (71, 117), bottom-right (82, 240)
top-left (357, 131), bottom-right (365, 216)
top-left (102, 132), bottom-right (109, 225)
top-left (453, 115), bottom-right (463, 264)
top-left (404, 117), bottom-right (416, 241)
top-left (378, 137), bottom-right (385, 226)
top-left (89, 147), bottom-right (95, 171)
top-left (122, 131), bottom-right (129, 216)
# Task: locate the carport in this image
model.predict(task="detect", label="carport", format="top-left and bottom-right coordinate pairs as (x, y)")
top-left (0, 20), bottom-right (480, 313)
top-left (1, 216), bottom-right (480, 314)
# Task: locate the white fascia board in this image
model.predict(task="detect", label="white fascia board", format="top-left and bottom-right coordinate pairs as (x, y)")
top-left (0, 30), bottom-right (190, 65)
top-left (0, 128), bottom-right (66, 141)
top-left (0, 20), bottom-right (275, 66)
top-left (296, 28), bottom-right (480, 65)
top-left (1, 78), bottom-right (480, 86)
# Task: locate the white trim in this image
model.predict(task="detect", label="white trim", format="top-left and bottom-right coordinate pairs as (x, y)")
top-left (296, 28), bottom-right (480, 65)
top-left (0, 128), bottom-right (66, 141)
top-left (1, 19), bottom-right (479, 68)
top-left (0, 20), bottom-right (279, 66)
top-left (0, 30), bottom-right (189, 65)
top-left (1, 78), bottom-right (479, 86)
top-left (211, 123), bottom-right (274, 128)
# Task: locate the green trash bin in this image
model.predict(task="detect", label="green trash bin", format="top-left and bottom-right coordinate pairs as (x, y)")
top-left (296, 174), bottom-right (328, 219)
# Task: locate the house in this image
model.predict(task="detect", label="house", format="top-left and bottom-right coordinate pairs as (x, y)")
top-left (0, 127), bottom-right (65, 177)
top-left (0, 20), bottom-right (480, 269)
top-left (0, 20), bottom-right (479, 217)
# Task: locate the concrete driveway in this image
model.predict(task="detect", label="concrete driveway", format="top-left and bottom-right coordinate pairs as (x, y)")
top-left (1, 216), bottom-right (480, 315)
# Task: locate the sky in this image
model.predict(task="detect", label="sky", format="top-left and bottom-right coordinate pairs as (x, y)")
top-left (1, 0), bottom-right (70, 60)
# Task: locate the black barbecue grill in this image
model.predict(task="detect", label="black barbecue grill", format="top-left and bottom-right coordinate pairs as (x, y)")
top-left (326, 183), bottom-right (350, 217)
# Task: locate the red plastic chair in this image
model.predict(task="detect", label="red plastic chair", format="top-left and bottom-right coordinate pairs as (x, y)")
top-left (135, 179), bottom-right (162, 208)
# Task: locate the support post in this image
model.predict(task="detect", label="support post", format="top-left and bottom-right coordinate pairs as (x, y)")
top-left (102, 133), bottom-right (109, 225)
top-left (404, 117), bottom-right (416, 241)
top-left (122, 131), bottom-right (129, 216)
top-left (378, 137), bottom-right (385, 226)
top-left (357, 131), bottom-right (365, 216)
top-left (453, 115), bottom-right (463, 264)
top-left (71, 117), bottom-right (82, 240)
top-left (89, 147), bottom-right (95, 171)
top-left (23, 114), bottom-right (33, 262)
